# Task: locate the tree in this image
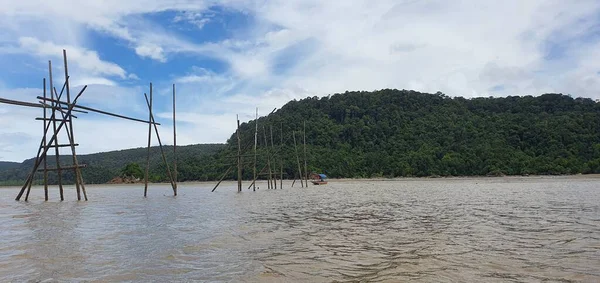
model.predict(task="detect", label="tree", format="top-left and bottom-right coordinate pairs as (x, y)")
top-left (121, 163), bottom-right (144, 179)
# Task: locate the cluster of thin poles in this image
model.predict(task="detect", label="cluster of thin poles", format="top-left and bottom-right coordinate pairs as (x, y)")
top-left (212, 110), bottom-right (310, 192)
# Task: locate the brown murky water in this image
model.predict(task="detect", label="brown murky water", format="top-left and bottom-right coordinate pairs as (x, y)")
top-left (1, 178), bottom-right (599, 282)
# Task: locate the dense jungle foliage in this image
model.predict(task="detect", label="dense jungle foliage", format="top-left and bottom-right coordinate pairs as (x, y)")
top-left (2, 89), bottom-right (600, 185)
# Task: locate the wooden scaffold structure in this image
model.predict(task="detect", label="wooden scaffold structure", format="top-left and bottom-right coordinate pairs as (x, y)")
top-left (0, 49), bottom-right (175, 201)
top-left (12, 50), bottom-right (88, 201)
top-left (211, 110), bottom-right (313, 192)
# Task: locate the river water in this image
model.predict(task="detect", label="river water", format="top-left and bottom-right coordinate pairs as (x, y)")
top-left (0, 177), bottom-right (599, 282)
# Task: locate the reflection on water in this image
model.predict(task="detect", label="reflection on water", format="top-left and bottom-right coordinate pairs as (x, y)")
top-left (1, 178), bottom-right (599, 282)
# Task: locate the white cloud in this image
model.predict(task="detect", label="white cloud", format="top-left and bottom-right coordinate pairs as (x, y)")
top-left (3, 0), bottom-right (600, 162)
top-left (175, 67), bottom-right (228, 84)
top-left (71, 77), bottom-right (117, 86)
top-left (173, 11), bottom-right (213, 29)
top-left (74, 84), bottom-right (146, 114)
top-left (0, 87), bottom-right (46, 162)
top-left (135, 43), bottom-right (166, 62)
top-left (18, 37), bottom-right (127, 79)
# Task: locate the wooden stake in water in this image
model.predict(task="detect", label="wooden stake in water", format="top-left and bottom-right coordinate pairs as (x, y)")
top-left (43, 78), bottom-right (48, 201)
top-left (303, 120), bottom-right (308, 187)
top-left (237, 115), bottom-right (242, 192)
top-left (49, 60), bottom-right (64, 200)
top-left (63, 49), bottom-right (86, 200)
top-left (51, 85), bottom-right (88, 201)
top-left (143, 93), bottom-right (177, 196)
top-left (212, 166), bottom-right (233, 192)
top-left (270, 125), bottom-right (277, 189)
top-left (253, 108), bottom-right (258, 191)
top-left (173, 84), bottom-right (177, 191)
top-left (280, 122), bottom-right (283, 189)
top-left (263, 126), bottom-right (272, 189)
top-left (144, 84), bottom-right (153, 197)
top-left (293, 131), bottom-right (304, 188)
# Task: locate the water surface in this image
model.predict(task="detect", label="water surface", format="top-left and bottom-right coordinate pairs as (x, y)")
top-left (1, 177), bottom-right (599, 282)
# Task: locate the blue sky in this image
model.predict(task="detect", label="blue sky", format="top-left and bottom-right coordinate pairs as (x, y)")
top-left (1, 0), bottom-right (600, 162)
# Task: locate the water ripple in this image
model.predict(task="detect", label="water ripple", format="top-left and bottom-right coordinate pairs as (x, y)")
top-left (0, 178), bottom-right (599, 282)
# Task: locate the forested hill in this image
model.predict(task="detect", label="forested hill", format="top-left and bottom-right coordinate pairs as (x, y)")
top-left (3, 89), bottom-right (600, 185)
top-left (0, 144), bottom-right (225, 185)
top-left (227, 89), bottom-right (600, 178)
top-left (0, 161), bottom-right (20, 170)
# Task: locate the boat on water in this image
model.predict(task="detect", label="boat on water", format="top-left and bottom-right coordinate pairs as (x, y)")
top-left (310, 173), bottom-right (328, 185)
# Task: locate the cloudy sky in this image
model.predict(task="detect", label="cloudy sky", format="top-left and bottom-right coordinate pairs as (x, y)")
top-left (1, 0), bottom-right (600, 162)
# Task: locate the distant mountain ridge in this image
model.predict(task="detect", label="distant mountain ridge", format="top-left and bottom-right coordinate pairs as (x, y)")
top-left (3, 89), bottom-right (600, 185)
top-left (0, 144), bottom-right (225, 185)
top-left (0, 161), bottom-right (20, 170)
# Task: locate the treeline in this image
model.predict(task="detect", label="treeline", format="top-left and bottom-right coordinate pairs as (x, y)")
top-left (0, 144), bottom-right (224, 185)
top-left (225, 90), bottom-right (600, 178)
top-left (2, 89), bottom-right (600, 185)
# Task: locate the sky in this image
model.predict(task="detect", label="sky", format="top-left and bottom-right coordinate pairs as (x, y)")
top-left (1, 0), bottom-right (600, 162)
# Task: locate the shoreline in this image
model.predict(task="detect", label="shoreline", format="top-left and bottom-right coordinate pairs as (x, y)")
top-left (2, 173), bottom-right (599, 188)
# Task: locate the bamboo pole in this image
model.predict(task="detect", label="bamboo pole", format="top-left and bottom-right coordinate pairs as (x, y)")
top-left (21, 132), bottom-right (47, 198)
top-left (263, 126), bottom-right (272, 189)
top-left (16, 86), bottom-right (87, 200)
top-left (223, 154), bottom-right (258, 158)
top-left (280, 122), bottom-right (283, 189)
top-left (212, 166), bottom-right (234, 192)
top-left (220, 161), bottom-right (255, 167)
top-left (38, 164), bottom-right (86, 171)
top-left (49, 61), bottom-right (64, 200)
top-left (245, 163), bottom-right (270, 190)
top-left (37, 142), bottom-right (78, 147)
top-left (24, 157), bottom-right (38, 201)
top-left (245, 131), bottom-right (290, 190)
top-left (63, 50), bottom-right (84, 200)
top-left (0, 98), bottom-right (86, 114)
top-left (236, 116), bottom-right (242, 192)
top-left (215, 122), bottom-right (293, 193)
top-left (303, 120), bottom-right (308, 187)
top-left (38, 98), bottom-right (158, 124)
top-left (143, 93), bottom-right (177, 196)
top-left (144, 84), bottom-right (153, 197)
top-left (36, 117), bottom-right (73, 122)
top-left (293, 131), bottom-right (304, 187)
top-left (270, 125), bottom-right (277, 189)
top-left (43, 78), bottom-right (48, 200)
top-left (173, 84), bottom-right (177, 191)
top-left (253, 108), bottom-right (258, 191)
top-left (52, 86), bottom-right (87, 201)
top-left (26, 79), bottom-right (57, 201)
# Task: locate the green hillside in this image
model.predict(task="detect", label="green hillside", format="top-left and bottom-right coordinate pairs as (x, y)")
top-left (0, 161), bottom-right (20, 171)
top-left (0, 144), bottom-right (225, 185)
top-left (3, 89), bottom-right (600, 185)
top-left (224, 90), bottom-right (600, 179)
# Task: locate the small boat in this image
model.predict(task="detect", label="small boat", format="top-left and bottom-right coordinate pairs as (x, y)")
top-left (310, 173), bottom-right (328, 185)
